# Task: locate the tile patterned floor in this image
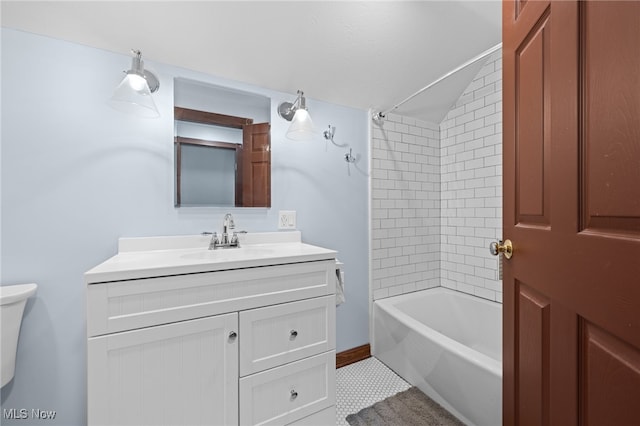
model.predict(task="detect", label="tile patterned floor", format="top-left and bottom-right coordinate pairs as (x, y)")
top-left (336, 356), bottom-right (411, 426)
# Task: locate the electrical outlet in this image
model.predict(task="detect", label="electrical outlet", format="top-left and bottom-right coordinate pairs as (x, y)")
top-left (278, 211), bottom-right (297, 229)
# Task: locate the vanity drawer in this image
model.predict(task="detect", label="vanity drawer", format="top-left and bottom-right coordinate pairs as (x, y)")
top-left (286, 406), bottom-right (336, 426)
top-left (87, 260), bottom-right (335, 337)
top-left (239, 295), bottom-right (335, 376)
top-left (239, 351), bottom-right (335, 426)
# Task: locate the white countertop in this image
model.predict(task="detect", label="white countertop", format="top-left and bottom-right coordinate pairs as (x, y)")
top-left (85, 232), bottom-right (337, 284)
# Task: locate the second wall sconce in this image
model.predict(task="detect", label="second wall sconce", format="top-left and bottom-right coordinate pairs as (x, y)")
top-left (278, 90), bottom-right (315, 141)
top-left (109, 49), bottom-right (160, 118)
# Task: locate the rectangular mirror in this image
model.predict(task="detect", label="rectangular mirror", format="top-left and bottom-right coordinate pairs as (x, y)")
top-left (174, 79), bottom-right (271, 208)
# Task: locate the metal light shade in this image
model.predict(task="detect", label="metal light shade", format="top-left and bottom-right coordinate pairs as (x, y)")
top-left (109, 50), bottom-right (160, 118)
top-left (286, 108), bottom-right (315, 141)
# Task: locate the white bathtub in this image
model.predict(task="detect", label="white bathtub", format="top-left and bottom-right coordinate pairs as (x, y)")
top-left (373, 287), bottom-right (502, 426)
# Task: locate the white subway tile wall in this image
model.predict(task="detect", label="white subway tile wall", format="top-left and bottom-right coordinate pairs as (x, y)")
top-left (371, 51), bottom-right (502, 303)
top-left (371, 115), bottom-right (441, 300)
top-left (440, 51), bottom-right (502, 303)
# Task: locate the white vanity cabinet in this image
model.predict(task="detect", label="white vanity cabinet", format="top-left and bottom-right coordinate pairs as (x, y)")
top-left (86, 235), bottom-right (337, 426)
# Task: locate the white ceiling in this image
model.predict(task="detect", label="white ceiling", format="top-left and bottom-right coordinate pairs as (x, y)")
top-left (0, 1), bottom-right (501, 124)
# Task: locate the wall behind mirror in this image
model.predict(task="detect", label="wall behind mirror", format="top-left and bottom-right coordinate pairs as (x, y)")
top-left (174, 78), bottom-right (271, 207)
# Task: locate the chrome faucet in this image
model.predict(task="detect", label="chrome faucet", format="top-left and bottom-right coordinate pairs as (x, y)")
top-left (205, 214), bottom-right (242, 250)
top-left (221, 213), bottom-right (235, 245)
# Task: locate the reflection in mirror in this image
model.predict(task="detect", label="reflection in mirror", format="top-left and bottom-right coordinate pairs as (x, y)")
top-left (178, 140), bottom-right (238, 206)
top-left (174, 79), bottom-right (271, 208)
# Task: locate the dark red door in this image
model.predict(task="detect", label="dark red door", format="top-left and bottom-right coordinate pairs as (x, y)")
top-left (241, 122), bottom-right (271, 207)
top-left (503, 0), bottom-right (640, 424)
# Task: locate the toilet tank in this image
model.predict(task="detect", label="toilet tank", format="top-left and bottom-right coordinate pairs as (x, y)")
top-left (1, 283), bottom-right (37, 388)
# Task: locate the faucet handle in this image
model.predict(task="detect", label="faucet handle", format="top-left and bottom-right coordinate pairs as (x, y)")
top-left (205, 232), bottom-right (220, 250)
top-left (230, 231), bottom-right (247, 246)
top-left (202, 231), bottom-right (219, 240)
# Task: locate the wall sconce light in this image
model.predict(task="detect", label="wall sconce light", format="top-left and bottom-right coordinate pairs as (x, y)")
top-left (278, 90), bottom-right (315, 140)
top-left (109, 49), bottom-right (160, 118)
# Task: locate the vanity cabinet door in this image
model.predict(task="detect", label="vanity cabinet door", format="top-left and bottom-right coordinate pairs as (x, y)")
top-left (88, 313), bottom-right (238, 426)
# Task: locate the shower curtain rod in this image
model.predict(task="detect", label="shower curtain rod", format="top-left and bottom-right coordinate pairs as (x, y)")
top-left (373, 42), bottom-right (502, 121)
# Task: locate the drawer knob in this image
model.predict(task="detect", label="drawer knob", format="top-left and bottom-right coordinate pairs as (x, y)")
top-left (290, 389), bottom-right (298, 400)
top-left (290, 330), bottom-right (298, 339)
top-left (228, 331), bottom-right (238, 341)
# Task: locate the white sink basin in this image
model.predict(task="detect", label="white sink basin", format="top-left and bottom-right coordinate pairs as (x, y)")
top-left (180, 246), bottom-right (275, 261)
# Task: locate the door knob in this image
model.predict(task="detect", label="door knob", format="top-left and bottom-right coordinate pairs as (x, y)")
top-left (489, 239), bottom-right (513, 259)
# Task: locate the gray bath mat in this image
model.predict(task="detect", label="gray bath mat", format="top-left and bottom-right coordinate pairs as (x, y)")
top-left (346, 386), bottom-right (465, 426)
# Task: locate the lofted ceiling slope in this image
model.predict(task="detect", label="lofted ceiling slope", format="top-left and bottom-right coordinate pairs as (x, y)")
top-left (1, 1), bottom-right (501, 124)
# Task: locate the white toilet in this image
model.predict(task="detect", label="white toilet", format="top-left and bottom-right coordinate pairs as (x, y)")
top-left (0, 283), bottom-right (37, 388)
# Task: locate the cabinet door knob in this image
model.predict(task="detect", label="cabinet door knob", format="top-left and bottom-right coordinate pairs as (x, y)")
top-left (290, 330), bottom-right (298, 339)
top-left (228, 331), bottom-right (237, 341)
top-left (290, 389), bottom-right (298, 400)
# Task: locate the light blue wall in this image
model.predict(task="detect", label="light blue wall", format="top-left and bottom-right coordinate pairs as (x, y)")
top-left (1, 29), bottom-right (369, 425)
top-left (174, 78), bottom-right (272, 123)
